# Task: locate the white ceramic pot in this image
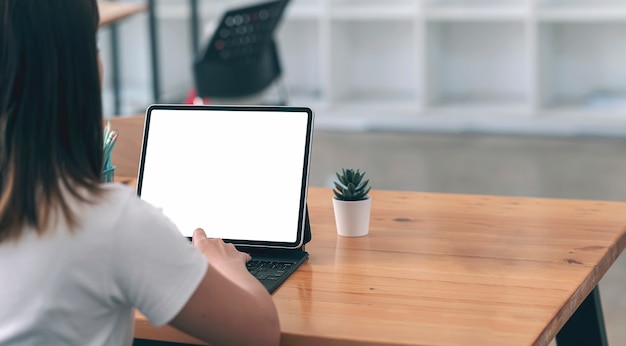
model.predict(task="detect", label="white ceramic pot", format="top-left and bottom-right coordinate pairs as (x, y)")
top-left (332, 195), bottom-right (372, 237)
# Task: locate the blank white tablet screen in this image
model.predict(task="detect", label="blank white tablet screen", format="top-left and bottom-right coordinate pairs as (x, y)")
top-left (139, 108), bottom-right (310, 242)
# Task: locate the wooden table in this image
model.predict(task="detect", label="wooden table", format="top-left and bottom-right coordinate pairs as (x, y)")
top-left (107, 115), bottom-right (144, 177)
top-left (98, 1), bottom-right (199, 112)
top-left (98, 1), bottom-right (148, 115)
top-left (98, 1), bottom-right (147, 27)
top-left (109, 116), bottom-right (626, 346)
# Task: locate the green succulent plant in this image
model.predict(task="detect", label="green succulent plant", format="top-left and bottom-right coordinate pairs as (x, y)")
top-left (333, 168), bottom-right (371, 201)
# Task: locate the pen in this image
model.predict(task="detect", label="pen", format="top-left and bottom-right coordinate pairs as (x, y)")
top-left (103, 129), bottom-right (118, 170)
top-left (104, 118), bottom-right (112, 142)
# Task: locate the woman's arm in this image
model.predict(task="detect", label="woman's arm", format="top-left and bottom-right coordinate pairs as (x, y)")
top-left (169, 228), bottom-right (280, 346)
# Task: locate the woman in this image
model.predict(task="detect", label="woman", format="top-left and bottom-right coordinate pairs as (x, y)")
top-left (0, 1), bottom-right (279, 345)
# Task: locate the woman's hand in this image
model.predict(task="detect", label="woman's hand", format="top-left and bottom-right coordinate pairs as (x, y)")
top-left (191, 228), bottom-right (251, 268)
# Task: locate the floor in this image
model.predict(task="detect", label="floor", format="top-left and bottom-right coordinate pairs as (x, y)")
top-left (308, 130), bottom-right (626, 345)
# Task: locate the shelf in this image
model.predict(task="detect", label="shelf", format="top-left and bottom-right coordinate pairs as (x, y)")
top-left (285, 0), bottom-right (324, 20)
top-left (329, 93), bottom-right (421, 113)
top-left (289, 91), bottom-right (326, 110)
top-left (103, 0), bottom-right (626, 136)
top-left (426, 99), bottom-right (531, 117)
top-left (329, 0), bottom-right (418, 20)
top-left (426, 0), bottom-right (528, 6)
top-left (537, 0), bottom-right (626, 21)
top-left (538, 9), bottom-right (626, 22)
top-left (425, 9), bottom-right (528, 21)
top-left (426, 22), bottom-right (530, 109)
top-left (541, 93), bottom-right (626, 113)
top-left (538, 0), bottom-right (626, 7)
top-left (277, 20), bottom-right (323, 103)
top-left (425, 0), bottom-right (528, 20)
top-left (537, 22), bottom-right (626, 109)
top-left (328, 20), bottom-right (421, 106)
top-left (541, 107), bottom-right (626, 120)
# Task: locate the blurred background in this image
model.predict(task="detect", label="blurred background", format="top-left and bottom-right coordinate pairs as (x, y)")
top-left (99, 0), bottom-right (626, 344)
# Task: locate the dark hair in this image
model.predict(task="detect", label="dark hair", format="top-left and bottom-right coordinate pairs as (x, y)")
top-left (0, 0), bottom-right (104, 241)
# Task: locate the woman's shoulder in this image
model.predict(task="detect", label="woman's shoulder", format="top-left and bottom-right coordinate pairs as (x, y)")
top-left (68, 182), bottom-right (148, 231)
top-left (97, 183), bottom-right (175, 232)
top-left (96, 183), bottom-right (138, 210)
top-left (98, 183), bottom-right (153, 218)
top-left (100, 182), bottom-right (138, 198)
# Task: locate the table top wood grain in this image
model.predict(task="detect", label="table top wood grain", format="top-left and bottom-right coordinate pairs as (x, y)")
top-left (108, 116), bottom-right (626, 345)
top-left (107, 115), bottom-right (144, 177)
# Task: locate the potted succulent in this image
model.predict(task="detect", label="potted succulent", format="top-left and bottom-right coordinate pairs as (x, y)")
top-left (332, 168), bottom-right (372, 237)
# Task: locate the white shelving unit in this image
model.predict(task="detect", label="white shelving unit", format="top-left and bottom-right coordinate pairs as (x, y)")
top-left (112, 0), bottom-right (626, 135)
top-left (279, 0), bottom-right (626, 134)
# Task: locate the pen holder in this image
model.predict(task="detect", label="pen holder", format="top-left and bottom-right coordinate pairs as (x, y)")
top-left (102, 166), bottom-right (116, 183)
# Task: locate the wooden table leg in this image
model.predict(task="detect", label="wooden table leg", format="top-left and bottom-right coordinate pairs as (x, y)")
top-left (556, 286), bottom-right (608, 346)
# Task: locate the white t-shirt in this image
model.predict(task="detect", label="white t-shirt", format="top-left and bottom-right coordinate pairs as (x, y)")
top-left (0, 183), bottom-right (208, 346)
